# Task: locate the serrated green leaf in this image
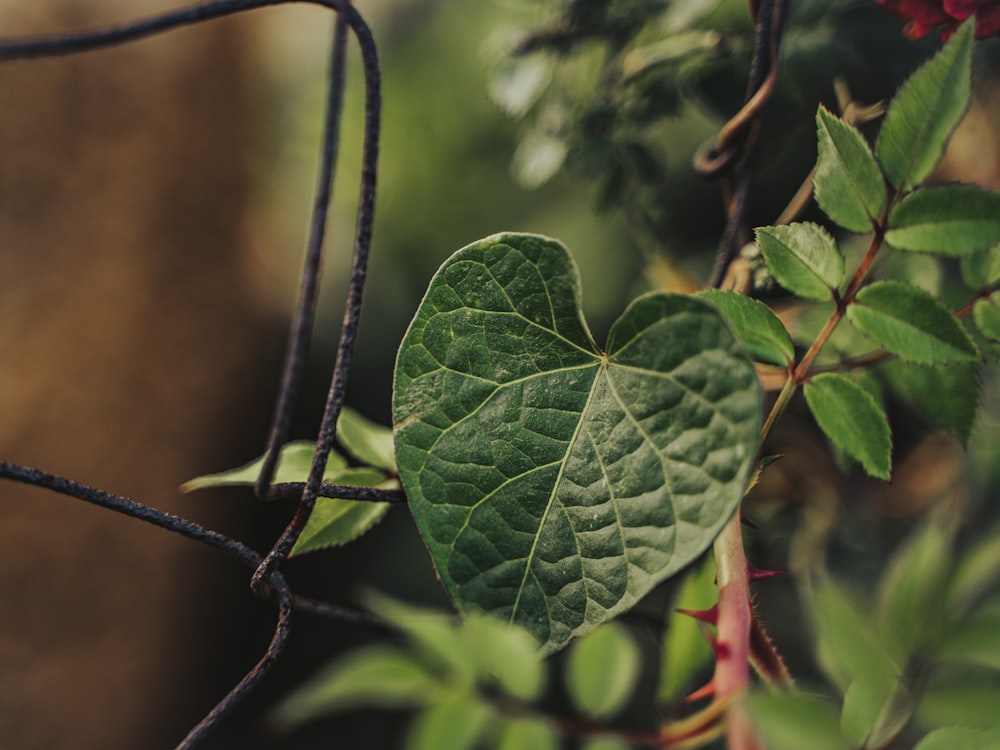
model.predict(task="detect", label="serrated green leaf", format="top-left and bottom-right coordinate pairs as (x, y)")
top-left (886, 186), bottom-right (1000, 256)
top-left (290, 477), bottom-right (393, 555)
top-left (809, 579), bottom-right (897, 691)
top-left (875, 20), bottom-right (973, 191)
top-left (463, 612), bottom-right (545, 701)
top-left (494, 717), bottom-right (559, 750)
top-left (747, 691), bottom-right (850, 750)
top-left (918, 678), bottom-right (1000, 729)
top-left (406, 692), bottom-right (493, 750)
top-left (567, 623), bottom-right (640, 719)
top-left (879, 360), bottom-right (980, 443)
top-left (658, 554), bottom-right (716, 702)
top-left (876, 520), bottom-right (953, 662)
top-left (804, 373), bottom-right (892, 480)
top-left (337, 407), bottom-right (397, 471)
top-left (393, 234), bottom-right (761, 654)
top-left (915, 727), bottom-right (1000, 750)
top-left (181, 441), bottom-right (347, 492)
top-left (975, 299), bottom-right (1000, 341)
top-left (270, 646), bottom-right (441, 729)
top-left (847, 281), bottom-right (978, 364)
top-left (814, 106), bottom-right (886, 232)
top-left (696, 290), bottom-right (794, 366)
top-left (756, 223), bottom-right (844, 301)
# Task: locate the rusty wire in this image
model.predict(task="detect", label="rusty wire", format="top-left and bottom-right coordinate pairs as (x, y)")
top-left (697, 0), bottom-right (789, 290)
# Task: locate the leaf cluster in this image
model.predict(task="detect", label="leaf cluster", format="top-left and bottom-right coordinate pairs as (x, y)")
top-left (272, 595), bottom-right (642, 750)
top-left (749, 518), bottom-right (1000, 750)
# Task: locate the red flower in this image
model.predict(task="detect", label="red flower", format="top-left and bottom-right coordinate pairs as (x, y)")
top-left (878, 0), bottom-right (1000, 39)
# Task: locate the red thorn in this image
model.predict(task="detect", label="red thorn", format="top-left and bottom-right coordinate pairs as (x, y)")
top-left (683, 680), bottom-right (717, 703)
top-left (747, 564), bottom-right (783, 582)
top-left (677, 604), bottom-right (718, 625)
top-left (739, 509), bottom-right (758, 528)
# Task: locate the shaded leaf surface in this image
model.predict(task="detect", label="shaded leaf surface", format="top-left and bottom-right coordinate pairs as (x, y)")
top-left (875, 21), bottom-right (973, 191)
top-left (393, 234), bottom-right (761, 654)
top-left (846, 281), bottom-right (978, 364)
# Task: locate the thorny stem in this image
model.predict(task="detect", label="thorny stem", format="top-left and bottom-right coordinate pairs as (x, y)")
top-left (712, 515), bottom-right (762, 750)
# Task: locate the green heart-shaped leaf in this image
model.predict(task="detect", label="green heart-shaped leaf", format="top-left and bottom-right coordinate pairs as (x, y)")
top-left (393, 233), bottom-right (761, 654)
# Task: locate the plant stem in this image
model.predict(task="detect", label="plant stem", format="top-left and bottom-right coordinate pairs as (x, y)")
top-left (711, 514), bottom-right (762, 750)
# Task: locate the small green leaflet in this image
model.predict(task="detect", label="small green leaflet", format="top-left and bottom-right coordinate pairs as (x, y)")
top-left (696, 290), bottom-right (794, 366)
top-left (960, 248), bottom-right (1000, 289)
top-left (270, 645), bottom-right (441, 729)
top-left (814, 106), bottom-right (886, 232)
top-left (974, 299), bottom-right (1000, 341)
top-left (181, 408), bottom-right (397, 555)
top-left (846, 281), bottom-right (978, 364)
top-left (566, 623), bottom-right (641, 719)
top-left (393, 234), bottom-right (761, 654)
top-left (756, 223), bottom-right (844, 301)
top-left (875, 20), bottom-right (973, 192)
top-left (804, 374), bottom-right (891, 480)
top-left (886, 185), bottom-right (1000, 256)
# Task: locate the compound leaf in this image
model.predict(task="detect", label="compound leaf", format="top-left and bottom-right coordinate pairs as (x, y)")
top-left (697, 290), bottom-right (795, 366)
top-left (846, 281), bottom-right (978, 364)
top-left (814, 106), bottom-right (886, 232)
top-left (756, 223), bottom-right (844, 301)
top-left (875, 20), bottom-right (973, 191)
top-left (886, 186), bottom-right (1000, 256)
top-left (393, 234), bottom-right (761, 654)
top-left (804, 373), bottom-right (892, 480)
